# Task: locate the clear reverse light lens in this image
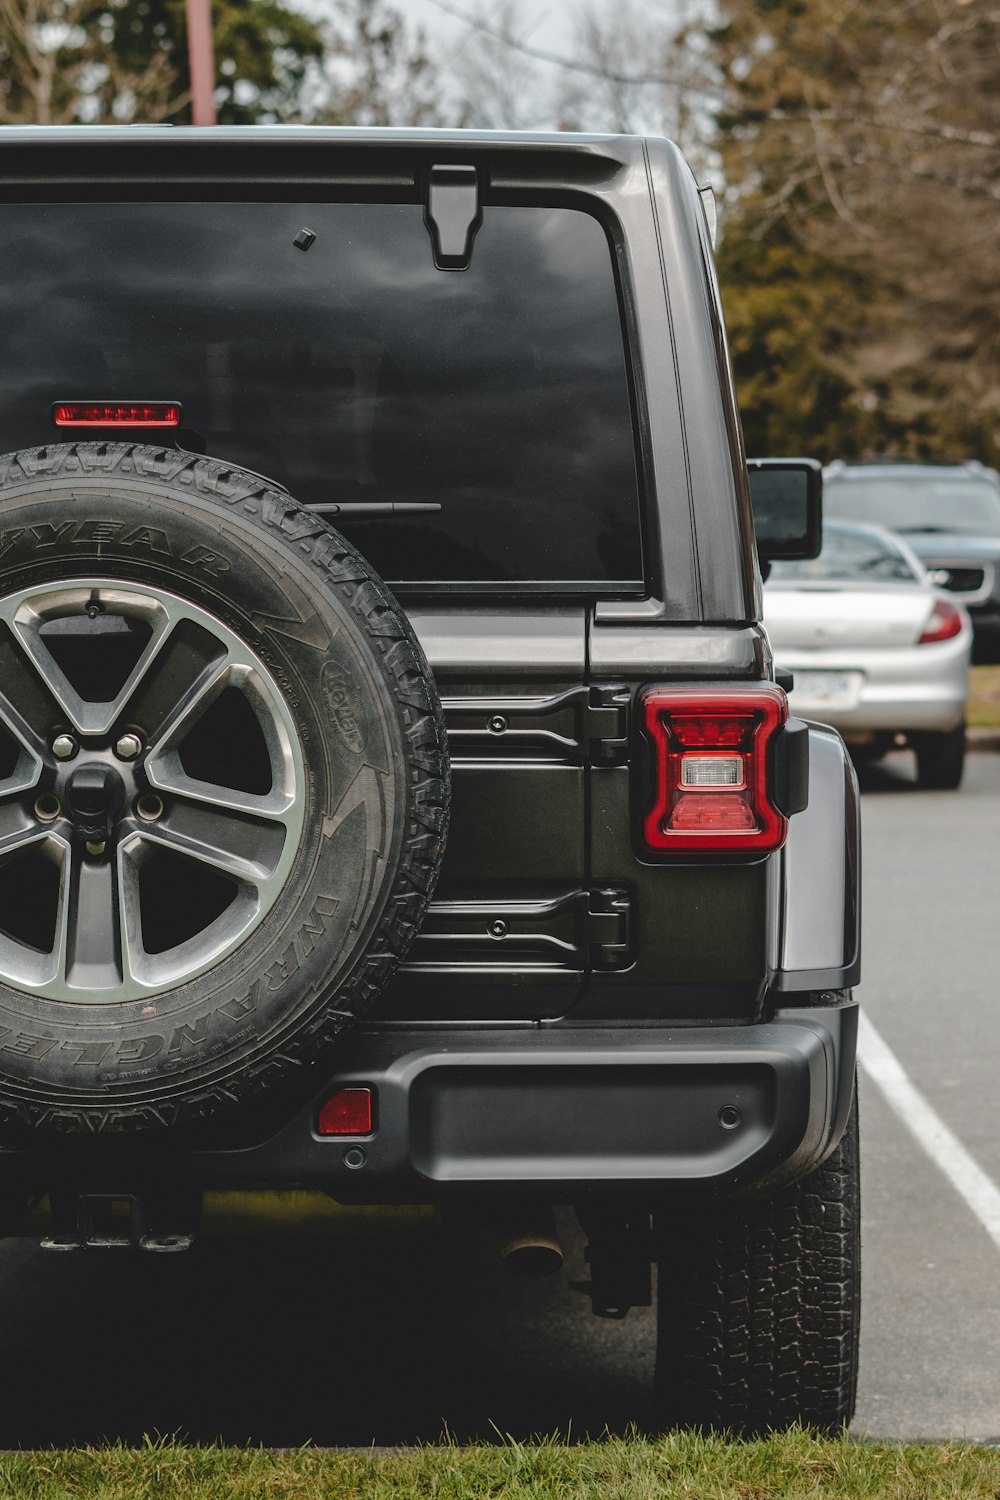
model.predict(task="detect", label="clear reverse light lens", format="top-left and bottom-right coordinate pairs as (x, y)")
top-left (680, 755), bottom-right (742, 787)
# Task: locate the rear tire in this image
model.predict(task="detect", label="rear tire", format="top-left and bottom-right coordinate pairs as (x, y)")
top-left (653, 1087), bottom-right (860, 1435)
top-left (914, 722), bottom-right (965, 789)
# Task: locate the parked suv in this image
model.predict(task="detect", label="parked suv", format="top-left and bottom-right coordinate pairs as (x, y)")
top-left (824, 460), bottom-right (1000, 662)
top-left (0, 126), bottom-right (860, 1435)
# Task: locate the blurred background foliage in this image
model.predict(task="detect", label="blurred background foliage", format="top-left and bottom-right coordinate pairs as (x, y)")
top-left (0, 0), bottom-right (996, 466)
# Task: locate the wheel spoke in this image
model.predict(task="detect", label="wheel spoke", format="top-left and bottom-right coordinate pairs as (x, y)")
top-left (146, 665), bottom-right (298, 822)
top-left (134, 800), bottom-right (284, 887)
top-left (62, 851), bottom-right (124, 992)
top-left (122, 620), bottom-right (229, 748)
top-left (0, 623), bottom-right (58, 771)
top-left (0, 802), bottom-right (50, 861)
top-left (10, 590), bottom-right (177, 738)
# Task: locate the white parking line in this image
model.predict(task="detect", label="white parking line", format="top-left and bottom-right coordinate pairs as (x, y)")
top-left (858, 1010), bottom-right (1000, 1251)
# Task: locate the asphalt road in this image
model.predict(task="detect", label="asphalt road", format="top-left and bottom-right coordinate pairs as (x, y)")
top-left (0, 750), bottom-right (997, 1446)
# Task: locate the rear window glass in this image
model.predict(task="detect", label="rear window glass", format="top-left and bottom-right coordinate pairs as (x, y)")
top-left (825, 475), bottom-right (1000, 536)
top-left (0, 201), bottom-right (642, 590)
top-left (768, 525), bottom-right (920, 584)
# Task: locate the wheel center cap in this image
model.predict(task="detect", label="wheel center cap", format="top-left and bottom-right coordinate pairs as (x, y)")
top-left (64, 763), bottom-right (126, 848)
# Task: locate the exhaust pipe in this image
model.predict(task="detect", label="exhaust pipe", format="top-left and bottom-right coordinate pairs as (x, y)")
top-left (498, 1204), bottom-right (564, 1277)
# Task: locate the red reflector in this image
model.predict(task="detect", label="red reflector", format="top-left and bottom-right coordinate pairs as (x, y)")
top-left (53, 401), bottom-right (182, 428)
top-left (317, 1087), bottom-right (373, 1136)
top-left (642, 686), bottom-right (788, 853)
top-left (918, 599), bottom-right (964, 645)
top-left (670, 790), bottom-right (757, 830)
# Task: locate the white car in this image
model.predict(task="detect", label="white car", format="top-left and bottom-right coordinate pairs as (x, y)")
top-left (764, 520), bottom-right (972, 788)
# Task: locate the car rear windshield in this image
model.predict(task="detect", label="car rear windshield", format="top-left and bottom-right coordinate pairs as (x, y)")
top-left (0, 201), bottom-right (643, 591)
top-left (768, 526), bottom-right (920, 584)
top-left (825, 475), bottom-right (1000, 536)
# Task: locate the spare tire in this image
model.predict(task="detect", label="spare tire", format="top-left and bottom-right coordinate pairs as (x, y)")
top-left (0, 443), bottom-right (449, 1132)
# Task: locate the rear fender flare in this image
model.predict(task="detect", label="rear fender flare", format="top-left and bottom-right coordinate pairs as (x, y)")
top-left (768, 724), bottom-right (860, 991)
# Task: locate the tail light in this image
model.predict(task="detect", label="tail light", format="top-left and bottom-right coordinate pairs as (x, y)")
top-left (52, 401), bottom-right (182, 428)
top-left (641, 686), bottom-right (789, 852)
top-left (918, 599), bottom-right (964, 645)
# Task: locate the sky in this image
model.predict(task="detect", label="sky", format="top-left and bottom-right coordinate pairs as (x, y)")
top-left (401, 0), bottom-right (577, 52)
top-left (299, 0), bottom-right (699, 141)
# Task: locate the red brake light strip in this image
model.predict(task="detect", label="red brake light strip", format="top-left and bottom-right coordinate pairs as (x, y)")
top-left (53, 402), bottom-right (182, 428)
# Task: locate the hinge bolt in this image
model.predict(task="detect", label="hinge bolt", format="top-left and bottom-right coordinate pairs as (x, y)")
top-left (487, 715), bottom-right (508, 734)
top-left (488, 918), bottom-right (508, 939)
top-left (52, 734), bottom-right (77, 760)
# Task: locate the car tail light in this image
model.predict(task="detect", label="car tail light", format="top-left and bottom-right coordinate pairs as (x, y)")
top-left (642, 686), bottom-right (789, 852)
top-left (918, 599), bottom-right (964, 645)
top-left (317, 1087), bottom-right (373, 1136)
top-left (52, 401), bottom-right (182, 428)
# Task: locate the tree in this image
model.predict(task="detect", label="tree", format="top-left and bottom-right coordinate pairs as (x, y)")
top-left (447, 1), bottom-right (545, 131)
top-left (706, 0), bottom-right (1000, 463)
top-left (0, 0), bottom-right (325, 125)
top-left (317, 0), bottom-right (446, 127)
top-left (0, 0), bottom-right (174, 123)
top-left (86, 0), bottom-right (325, 123)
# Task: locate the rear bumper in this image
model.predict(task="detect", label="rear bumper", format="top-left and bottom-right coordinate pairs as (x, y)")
top-left (780, 637), bottom-right (969, 735)
top-left (0, 1001), bottom-right (858, 1204)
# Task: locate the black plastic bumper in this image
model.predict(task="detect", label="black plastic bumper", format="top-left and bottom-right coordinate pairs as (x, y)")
top-left (0, 1002), bottom-right (858, 1203)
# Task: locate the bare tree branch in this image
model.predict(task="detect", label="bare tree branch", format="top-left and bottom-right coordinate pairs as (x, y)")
top-left (425, 0), bottom-right (719, 95)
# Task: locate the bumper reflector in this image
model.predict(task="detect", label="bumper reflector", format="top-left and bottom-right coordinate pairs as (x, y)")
top-left (318, 1087), bottom-right (373, 1136)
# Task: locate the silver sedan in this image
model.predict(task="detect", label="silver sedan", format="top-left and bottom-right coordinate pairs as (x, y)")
top-left (764, 521), bottom-right (972, 788)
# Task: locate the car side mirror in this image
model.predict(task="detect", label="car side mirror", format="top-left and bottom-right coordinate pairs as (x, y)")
top-left (748, 458), bottom-right (822, 563)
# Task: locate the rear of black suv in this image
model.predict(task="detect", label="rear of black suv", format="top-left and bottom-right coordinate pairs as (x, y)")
top-left (0, 127), bottom-right (860, 1434)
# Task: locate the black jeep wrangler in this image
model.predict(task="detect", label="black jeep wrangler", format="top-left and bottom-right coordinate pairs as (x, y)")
top-left (0, 126), bottom-right (860, 1435)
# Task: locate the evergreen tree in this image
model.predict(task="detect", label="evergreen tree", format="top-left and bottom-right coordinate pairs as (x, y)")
top-left (0, 0), bottom-right (325, 124)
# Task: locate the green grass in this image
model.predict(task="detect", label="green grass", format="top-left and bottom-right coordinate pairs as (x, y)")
top-left (968, 665), bottom-right (1000, 728)
top-left (0, 1432), bottom-right (998, 1500)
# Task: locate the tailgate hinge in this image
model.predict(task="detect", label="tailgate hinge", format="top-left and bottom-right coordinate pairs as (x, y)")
top-left (586, 683), bottom-right (630, 765)
top-left (587, 886), bottom-right (633, 971)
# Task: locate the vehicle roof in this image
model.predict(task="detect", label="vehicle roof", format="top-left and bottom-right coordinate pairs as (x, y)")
top-left (0, 124), bottom-right (649, 170)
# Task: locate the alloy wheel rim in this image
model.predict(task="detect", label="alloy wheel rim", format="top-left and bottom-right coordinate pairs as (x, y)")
top-left (0, 579), bottom-right (305, 1003)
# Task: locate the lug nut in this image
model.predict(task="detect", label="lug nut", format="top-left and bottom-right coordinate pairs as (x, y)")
top-left (115, 733), bottom-right (143, 760)
top-left (52, 734), bottom-right (77, 761)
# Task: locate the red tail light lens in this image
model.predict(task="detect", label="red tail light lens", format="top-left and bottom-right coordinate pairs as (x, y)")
top-left (53, 401), bottom-right (182, 428)
top-left (918, 600), bottom-right (964, 645)
top-left (642, 686), bottom-right (788, 852)
top-left (317, 1087), bottom-right (373, 1136)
